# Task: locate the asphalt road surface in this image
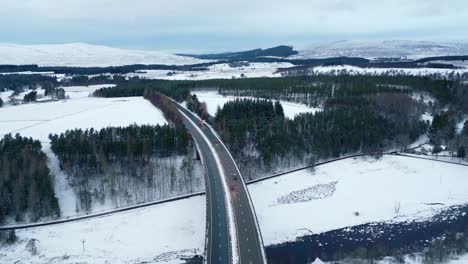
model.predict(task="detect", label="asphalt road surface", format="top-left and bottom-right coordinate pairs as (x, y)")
top-left (175, 104), bottom-right (266, 264)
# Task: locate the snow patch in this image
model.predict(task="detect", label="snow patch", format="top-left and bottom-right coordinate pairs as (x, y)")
top-left (0, 196), bottom-right (205, 264)
top-left (276, 181), bottom-right (338, 205)
top-left (192, 90), bottom-right (321, 119)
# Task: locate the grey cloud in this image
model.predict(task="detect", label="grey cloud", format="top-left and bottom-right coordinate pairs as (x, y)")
top-left (0, 0), bottom-right (466, 51)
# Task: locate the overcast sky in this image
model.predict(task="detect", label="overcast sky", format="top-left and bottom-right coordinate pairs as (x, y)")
top-left (1, 0), bottom-right (467, 52)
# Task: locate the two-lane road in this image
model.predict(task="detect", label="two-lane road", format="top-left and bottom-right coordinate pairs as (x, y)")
top-left (175, 103), bottom-right (266, 264)
top-left (176, 108), bottom-right (231, 263)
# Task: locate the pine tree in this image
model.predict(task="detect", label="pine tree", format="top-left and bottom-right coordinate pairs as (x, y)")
top-left (457, 146), bottom-right (466, 160)
top-left (432, 144), bottom-right (443, 158)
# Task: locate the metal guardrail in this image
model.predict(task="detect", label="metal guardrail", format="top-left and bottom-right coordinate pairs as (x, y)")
top-left (2, 150), bottom-right (465, 234)
top-left (192, 139), bottom-right (211, 264)
top-left (173, 99), bottom-right (238, 263)
top-left (0, 192), bottom-right (204, 231)
top-left (204, 121), bottom-right (268, 264)
top-left (394, 152), bottom-right (468, 167)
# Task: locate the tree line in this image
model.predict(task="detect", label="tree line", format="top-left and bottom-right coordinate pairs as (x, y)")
top-left (93, 78), bottom-right (190, 101)
top-left (144, 90), bottom-right (184, 126)
top-left (210, 94), bottom-right (428, 178)
top-left (0, 134), bottom-right (60, 223)
top-left (206, 74), bottom-right (459, 106)
top-left (49, 125), bottom-right (190, 170)
top-left (0, 74), bottom-right (58, 94)
top-left (428, 112), bottom-right (468, 159)
top-left (186, 94), bottom-right (212, 122)
top-left (60, 74), bottom-right (118, 86)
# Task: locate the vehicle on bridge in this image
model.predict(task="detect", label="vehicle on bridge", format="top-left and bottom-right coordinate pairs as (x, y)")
top-left (229, 183), bottom-right (236, 191)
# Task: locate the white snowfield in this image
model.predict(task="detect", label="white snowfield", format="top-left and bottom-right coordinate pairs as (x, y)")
top-left (0, 196), bottom-right (205, 264)
top-left (126, 62), bottom-right (294, 80)
top-left (310, 65), bottom-right (468, 77)
top-left (0, 43), bottom-right (208, 67)
top-left (192, 90), bottom-right (321, 119)
top-left (0, 89), bottom-right (166, 143)
top-left (291, 40), bottom-right (468, 60)
top-left (248, 155), bottom-right (468, 246)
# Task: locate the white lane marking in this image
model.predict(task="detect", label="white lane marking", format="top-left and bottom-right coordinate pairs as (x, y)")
top-left (177, 107), bottom-right (240, 263)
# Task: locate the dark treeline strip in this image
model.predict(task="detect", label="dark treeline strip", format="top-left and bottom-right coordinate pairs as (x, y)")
top-left (206, 75), bottom-right (458, 106)
top-left (0, 74), bottom-right (66, 102)
top-left (49, 125), bottom-right (190, 168)
top-left (60, 74), bottom-right (119, 86)
top-left (144, 90), bottom-right (184, 126)
top-left (178, 45), bottom-right (298, 60)
top-left (415, 55), bottom-right (468, 63)
top-left (0, 74), bottom-right (58, 93)
top-left (0, 63), bottom-right (219, 75)
top-left (0, 59), bottom-right (368, 74)
top-left (0, 134), bottom-right (60, 223)
top-left (92, 78), bottom-right (190, 101)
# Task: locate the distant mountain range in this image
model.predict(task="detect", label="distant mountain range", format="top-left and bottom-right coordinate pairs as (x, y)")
top-left (180, 40), bottom-right (468, 63)
top-left (291, 40), bottom-right (468, 60)
top-left (0, 41), bottom-right (467, 68)
top-left (178, 45), bottom-right (298, 60)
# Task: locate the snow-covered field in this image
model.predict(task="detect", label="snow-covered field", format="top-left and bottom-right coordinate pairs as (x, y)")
top-left (127, 62), bottom-right (294, 80)
top-left (0, 196), bottom-right (205, 264)
top-left (248, 155), bottom-right (468, 245)
top-left (310, 65), bottom-right (468, 77)
top-left (0, 96), bottom-right (165, 142)
top-left (192, 90), bottom-right (321, 119)
top-left (61, 84), bottom-right (115, 99)
top-left (0, 43), bottom-right (208, 67)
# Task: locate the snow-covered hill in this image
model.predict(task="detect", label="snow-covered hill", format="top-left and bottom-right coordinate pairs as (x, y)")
top-left (291, 40), bottom-right (468, 60)
top-left (0, 43), bottom-right (209, 67)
